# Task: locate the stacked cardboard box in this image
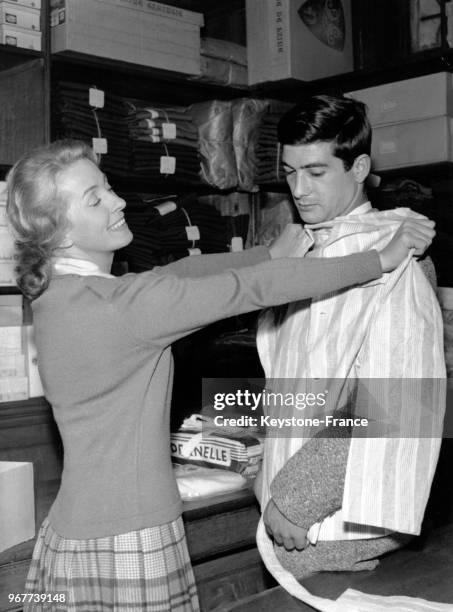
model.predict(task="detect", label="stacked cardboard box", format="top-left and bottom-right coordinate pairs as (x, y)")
top-left (0, 0), bottom-right (42, 51)
top-left (246, 0), bottom-right (354, 85)
top-left (348, 73), bottom-right (453, 171)
top-left (51, 0), bottom-right (204, 75)
top-left (0, 297), bottom-right (28, 402)
top-left (0, 181), bottom-right (16, 286)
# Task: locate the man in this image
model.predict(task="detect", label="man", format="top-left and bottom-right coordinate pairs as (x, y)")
top-left (255, 95), bottom-right (446, 580)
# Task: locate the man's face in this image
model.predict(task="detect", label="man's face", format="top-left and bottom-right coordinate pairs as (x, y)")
top-left (282, 141), bottom-right (361, 224)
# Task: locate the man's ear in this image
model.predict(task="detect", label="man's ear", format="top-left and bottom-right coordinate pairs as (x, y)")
top-left (352, 154), bottom-right (371, 184)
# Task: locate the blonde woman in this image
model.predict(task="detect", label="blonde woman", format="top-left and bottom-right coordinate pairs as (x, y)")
top-left (6, 140), bottom-right (434, 611)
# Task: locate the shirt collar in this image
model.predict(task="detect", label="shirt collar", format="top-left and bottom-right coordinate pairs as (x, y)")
top-left (52, 257), bottom-right (114, 278)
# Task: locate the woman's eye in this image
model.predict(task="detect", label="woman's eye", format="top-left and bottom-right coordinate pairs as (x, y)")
top-left (309, 171), bottom-right (325, 177)
top-left (91, 198), bottom-right (101, 207)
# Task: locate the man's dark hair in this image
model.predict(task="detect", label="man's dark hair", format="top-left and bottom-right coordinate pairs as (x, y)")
top-left (278, 95), bottom-right (372, 171)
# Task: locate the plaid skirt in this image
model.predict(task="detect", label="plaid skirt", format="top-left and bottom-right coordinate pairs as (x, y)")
top-left (24, 516), bottom-right (200, 612)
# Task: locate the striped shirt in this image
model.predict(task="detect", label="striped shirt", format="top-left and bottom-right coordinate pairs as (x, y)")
top-left (256, 203), bottom-right (446, 543)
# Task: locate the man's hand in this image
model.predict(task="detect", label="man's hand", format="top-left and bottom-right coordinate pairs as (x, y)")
top-left (268, 223), bottom-right (305, 259)
top-left (263, 498), bottom-right (308, 551)
top-left (378, 217), bottom-right (435, 272)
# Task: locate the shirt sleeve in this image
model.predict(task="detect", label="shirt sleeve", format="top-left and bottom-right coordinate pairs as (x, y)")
top-left (154, 246), bottom-right (270, 278)
top-left (118, 250), bottom-right (382, 348)
top-left (342, 259), bottom-right (446, 535)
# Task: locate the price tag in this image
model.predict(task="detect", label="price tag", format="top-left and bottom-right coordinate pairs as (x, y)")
top-left (155, 201), bottom-right (177, 216)
top-left (162, 122), bottom-right (177, 140)
top-left (231, 237), bottom-right (243, 252)
top-left (160, 156), bottom-right (176, 174)
top-left (185, 225), bottom-right (200, 241)
top-left (188, 248), bottom-right (201, 256)
top-left (92, 138), bottom-right (108, 154)
top-left (89, 88), bottom-right (105, 109)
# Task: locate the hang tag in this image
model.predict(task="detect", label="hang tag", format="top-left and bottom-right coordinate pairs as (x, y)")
top-left (155, 201), bottom-right (177, 216)
top-left (89, 88), bottom-right (105, 109)
top-left (188, 248), bottom-right (201, 256)
top-left (160, 156), bottom-right (176, 174)
top-left (92, 138), bottom-right (108, 154)
top-left (162, 122), bottom-right (177, 140)
top-left (231, 237), bottom-right (244, 252)
top-left (185, 225), bottom-right (200, 241)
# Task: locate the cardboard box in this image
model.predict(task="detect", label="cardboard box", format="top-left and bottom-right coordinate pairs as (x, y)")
top-left (348, 73), bottom-right (453, 127)
top-left (0, 226), bottom-right (15, 259)
top-left (5, 0), bottom-right (41, 8)
top-left (0, 352), bottom-right (26, 378)
top-left (0, 206), bottom-right (6, 226)
top-left (246, 0), bottom-right (353, 84)
top-left (0, 375), bottom-right (28, 400)
top-left (0, 325), bottom-right (22, 353)
top-left (371, 116), bottom-right (453, 171)
top-left (0, 260), bottom-right (16, 285)
top-left (0, 462), bottom-right (34, 553)
top-left (0, 1), bottom-right (41, 31)
top-left (0, 295), bottom-right (22, 326)
top-left (0, 22), bottom-right (41, 49)
top-left (51, 0), bottom-right (203, 75)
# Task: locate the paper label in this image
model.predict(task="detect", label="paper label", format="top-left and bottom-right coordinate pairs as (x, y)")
top-left (89, 87), bottom-right (105, 109)
top-left (231, 237), bottom-right (244, 252)
top-left (160, 156), bottom-right (176, 174)
top-left (162, 122), bottom-right (177, 140)
top-left (379, 141), bottom-right (397, 155)
top-left (155, 201), bottom-right (177, 216)
top-left (185, 225), bottom-right (200, 241)
top-left (92, 138), bottom-right (108, 154)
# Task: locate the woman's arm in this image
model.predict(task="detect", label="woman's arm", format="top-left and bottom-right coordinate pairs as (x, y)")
top-left (156, 246), bottom-right (270, 278)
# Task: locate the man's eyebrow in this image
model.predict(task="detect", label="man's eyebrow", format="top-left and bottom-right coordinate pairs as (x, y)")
top-left (282, 162), bottom-right (329, 170)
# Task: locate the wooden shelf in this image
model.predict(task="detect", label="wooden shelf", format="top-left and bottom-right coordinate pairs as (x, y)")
top-left (0, 44), bottom-right (43, 72)
top-left (51, 52), bottom-right (249, 104)
top-left (0, 286), bottom-right (20, 295)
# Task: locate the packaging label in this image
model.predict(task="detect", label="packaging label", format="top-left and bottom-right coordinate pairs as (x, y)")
top-left (160, 155), bottom-right (176, 174)
top-left (185, 225), bottom-right (200, 241)
top-left (89, 87), bottom-right (105, 109)
top-left (162, 122), bottom-right (177, 140)
top-left (231, 236), bottom-right (244, 252)
top-left (379, 141), bottom-right (397, 154)
top-left (92, 138), bottom-right (108, 154)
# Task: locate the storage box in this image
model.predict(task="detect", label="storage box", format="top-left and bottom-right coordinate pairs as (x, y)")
top-left (0, 226), bottom-right (15, 259)
top-left (0, 22), bottom-right (41, 48)
top-left (51, 0), bottom-right (203, 75)
top-left (0, 325), bottom-right (22, 353)
top-left (0, 1), bottom-right (41, 31)
top-left (348, 73), bottom-right (453, 127)
top-left (246, 0), bottom-right (353, 85)
top-left (0, 462), bottom-right (34, 553)
top-left (0, 375), bottom-right (28, 400)
top-left (5, 0), bottom-right (41, 8)
top-left (0, 295), bottom-right (22, 326)
top-left (0, 260), bottom-right (16, 285)
top-left (371, 116), bottom-right (453, 171)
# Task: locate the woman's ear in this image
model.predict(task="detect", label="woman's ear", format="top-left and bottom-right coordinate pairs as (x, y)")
top-left (352, 154), bottom-right (371, 184)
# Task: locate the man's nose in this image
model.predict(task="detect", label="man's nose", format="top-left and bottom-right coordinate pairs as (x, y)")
top-left (293, 170), bottom-right (311, 198)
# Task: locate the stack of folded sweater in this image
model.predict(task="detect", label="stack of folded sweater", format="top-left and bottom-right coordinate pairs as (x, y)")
top-left (118, 194), bottom-right (231, 270)
top-left (126, 101), bottom-right (201, 185)
top-left (53, 81), bottom-right (132, 176)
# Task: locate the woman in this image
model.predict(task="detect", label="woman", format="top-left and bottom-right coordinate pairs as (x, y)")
top-left (6, 140), bottom-right (434, 611)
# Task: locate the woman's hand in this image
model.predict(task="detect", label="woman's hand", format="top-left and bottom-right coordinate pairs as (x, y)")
top-left (378, 218), bottom-right (435, 273)
top-left (263, 498), bottom-right (308, 551)
top-left (268, 224), bottom-right (305, 259)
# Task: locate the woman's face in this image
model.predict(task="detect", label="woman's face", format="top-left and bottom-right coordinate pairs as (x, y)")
top-left (57, 158), bottom-right (133, 267)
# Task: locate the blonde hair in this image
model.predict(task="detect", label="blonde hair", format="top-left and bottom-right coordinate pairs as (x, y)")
top-left (6, 139), bottom-right (98, 300)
